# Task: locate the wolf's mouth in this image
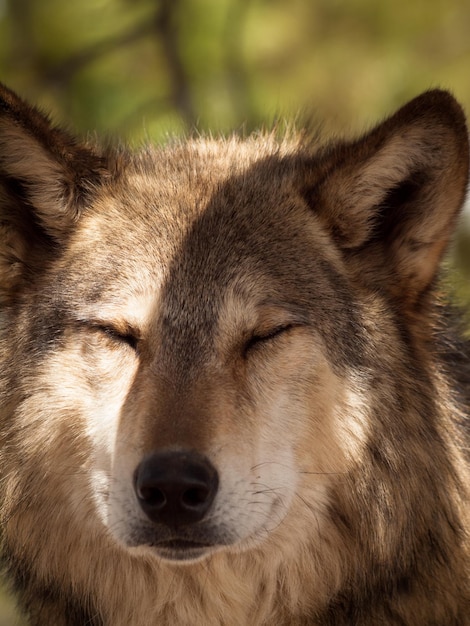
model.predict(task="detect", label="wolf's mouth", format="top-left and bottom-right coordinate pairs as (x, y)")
top-left (152, 538), bottom-right (215, 561)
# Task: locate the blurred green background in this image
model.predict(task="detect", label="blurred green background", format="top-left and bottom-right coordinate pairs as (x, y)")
top-left (1, 0), bottom-right (470, 622)
top-left (3, 0), bottom-right (470, 140)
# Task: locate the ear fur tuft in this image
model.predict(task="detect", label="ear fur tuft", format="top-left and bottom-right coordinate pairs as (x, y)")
top-left (304, 90), bottom-right (469, 305)
top-left (0, 83), bottom-right (108, 304)
top-left (0, 83), bottom-right (108, 239)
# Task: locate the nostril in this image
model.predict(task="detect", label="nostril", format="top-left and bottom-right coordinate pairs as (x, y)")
top-left (137, 485), bottom-right (166, 509)
top-left (133, 450), bottom-right (219, 527)
top-left (182, 486), bottom-right (209, 508)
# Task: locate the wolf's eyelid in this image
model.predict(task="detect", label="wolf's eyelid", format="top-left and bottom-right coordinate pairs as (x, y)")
top-left (81, 321), bottom-right (140, 351)
top-left (99, 325), bottom-right (139, 351)
top-left (245, 323), bottom-right (295, 354)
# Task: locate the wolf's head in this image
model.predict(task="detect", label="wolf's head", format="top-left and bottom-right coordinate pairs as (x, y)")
top-left (0, 85), bottom-right (468, 569)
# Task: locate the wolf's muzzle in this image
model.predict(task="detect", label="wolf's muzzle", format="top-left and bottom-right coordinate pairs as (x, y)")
top-left (133, 450), bottom-right (219, 528)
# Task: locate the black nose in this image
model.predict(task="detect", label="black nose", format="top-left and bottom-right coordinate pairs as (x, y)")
top-left (133, 450), bottom-right (219, 528)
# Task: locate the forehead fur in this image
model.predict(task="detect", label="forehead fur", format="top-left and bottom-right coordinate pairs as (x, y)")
top-left (105, 132), bottom-right (318, 225)
top-left (67, 133), bottom-right (339, 292)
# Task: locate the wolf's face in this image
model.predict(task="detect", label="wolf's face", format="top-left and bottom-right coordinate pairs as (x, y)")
top-left (38, 141), bottom-right (367, 562)
top-left (0, 86), bottom-right (468, 572)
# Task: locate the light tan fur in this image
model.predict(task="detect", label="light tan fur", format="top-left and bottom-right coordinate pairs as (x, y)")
top-left (0, 84), bottom-right (469, 625)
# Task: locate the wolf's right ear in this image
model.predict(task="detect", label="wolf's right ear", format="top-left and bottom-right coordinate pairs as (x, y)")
top-left (0, 83), bottom-right (107, 238)
top-left (0, 83), bottom-right (108, 302)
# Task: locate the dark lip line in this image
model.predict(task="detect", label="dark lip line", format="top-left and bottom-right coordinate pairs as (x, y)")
top-left (156, 539), bottom-right (211, 548)
top-left (150, 540), bottom-right (217, 562)
top-left (151, 539), bottom-right (215, 550)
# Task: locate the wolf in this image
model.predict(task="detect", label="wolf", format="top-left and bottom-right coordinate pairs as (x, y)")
top-left (0, 82), bottom-right (469, 625)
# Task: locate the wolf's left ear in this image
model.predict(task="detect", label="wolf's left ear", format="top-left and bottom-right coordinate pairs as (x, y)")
top-left (0, 82), bottom-right (107, 240)
top-left (304, 90), bottom-right (469, 306)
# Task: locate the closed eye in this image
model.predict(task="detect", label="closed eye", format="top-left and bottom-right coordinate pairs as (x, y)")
top-left (244, 324), bottom-right (294, 356)
top-left (81, 321), bottom-right (140, 352)
top-left (97, 325), bottom-right (139, 351)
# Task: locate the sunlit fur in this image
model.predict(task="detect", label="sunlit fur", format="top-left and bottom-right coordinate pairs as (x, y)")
top-left (0, 84), bottom-right (469, 625)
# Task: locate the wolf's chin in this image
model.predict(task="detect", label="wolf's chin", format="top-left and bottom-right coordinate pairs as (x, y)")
top-left (130, 540), bottom-right (223, 564)
top-left (153, 542), bottom-right (218, 563)
top-left (125, 530), bottom-right (269, 563)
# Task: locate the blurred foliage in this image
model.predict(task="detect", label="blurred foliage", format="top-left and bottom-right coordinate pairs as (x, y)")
top-left (1, 0), bottom-right (470, 620)
top-left (448, 229), bottom-right (470, 323)
top-left (2, 0), bottom-right (470, 141)
top-left (0, 584), bottom-right (24, 625)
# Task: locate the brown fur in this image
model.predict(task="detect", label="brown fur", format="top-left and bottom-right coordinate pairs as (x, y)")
top-left (0, 83), bottom-right (469, 625)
